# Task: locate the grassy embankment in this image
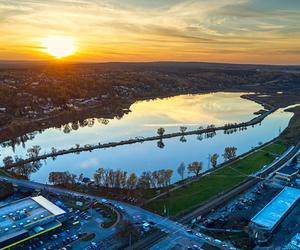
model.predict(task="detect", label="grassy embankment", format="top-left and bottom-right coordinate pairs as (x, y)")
top-left (144, 142), bottom-right (285, 216)
top-left (144, 107), bottom-right (300, 217)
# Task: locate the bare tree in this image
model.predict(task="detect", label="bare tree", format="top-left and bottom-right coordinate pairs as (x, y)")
top-left (157, 127), bottom-right (165, 137)
top-left (223, 147), bottom-right (237, 161)
top-left (180, 126), bottom-right (187, 134)
top-left (94, 168), bottom-right (105, 186)
top-left (78, 173), bottom-right (84, 182)
top-left (164, 169), bottom-right (173, 186)
top-left (3, 156), bottom-right (14, 169)
top-left (137, 171), bottom-right (152, 189)
top-left (48, 171), bottom-right (76, 186)
top-left (188, 161), bottom-right (203, 177)
top-left (26, 145), bottom-right (41, 158)
top-left (210, 153), bottom-right (219, 168)
top-left (177, 162), bottom-right (186, 180)
top-left (120, 171), bottom-right (128, 189)
top-left (198, 126), bottom-right (204, 131)
top-left (127, 173), bottom-right (138, 190)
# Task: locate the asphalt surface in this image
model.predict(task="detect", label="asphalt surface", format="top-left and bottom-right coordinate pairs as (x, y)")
top-left (0, 176), bottom-right (229, 250)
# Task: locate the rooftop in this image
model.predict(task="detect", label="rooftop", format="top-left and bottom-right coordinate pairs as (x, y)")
top-left (277, 165), bottom-right (299, 176)
top-left (251, 187), bottom-right (300, 231)
top-left (0, 196), bottom-right (65, 244)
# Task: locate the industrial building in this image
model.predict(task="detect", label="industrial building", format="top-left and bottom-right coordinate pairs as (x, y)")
top-left (275, 165), bottom-right (299, 182)
top-left (0, 196), bottom-right (66, 249)
top-left (249, 187), bottom-right (300, 244)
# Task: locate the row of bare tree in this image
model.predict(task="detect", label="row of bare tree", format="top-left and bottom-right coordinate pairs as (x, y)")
top-left (93, 168), bottom-right (174, 189)
top-left (157, 124), bottom-right (217, 138)
top-left (177, 146), bottom-right (237, 180)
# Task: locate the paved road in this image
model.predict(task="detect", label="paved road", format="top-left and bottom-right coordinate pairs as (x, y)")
top-left (0, 176), bottom-right (231, 250)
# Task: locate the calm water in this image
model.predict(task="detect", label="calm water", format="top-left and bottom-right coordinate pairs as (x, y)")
top-left (0, 92), bottom-right (294, 183)
top-left (1, 92), bottom-right (261, 156)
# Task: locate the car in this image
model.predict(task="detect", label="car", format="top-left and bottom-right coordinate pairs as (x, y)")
top-left (193, 245), bottom-right (202, 250)
top-left (214, 239), bottom-right (222, 244)
top-left (71, 234), bottom-right (78, 240)
top-left (51, 234), bottom-right (58, 240)
top-left (186, 229), bottom-right (193, 234)
top-left (195, 232), bottom-right (202, 238)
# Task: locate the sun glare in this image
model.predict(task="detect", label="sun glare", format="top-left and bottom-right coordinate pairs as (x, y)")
top-left (42, 36), bottom-right (76, 59)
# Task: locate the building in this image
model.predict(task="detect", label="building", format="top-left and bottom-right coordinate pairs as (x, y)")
top-left (249, 187), bottom-right (300, 244)
top-left (283, 233), bottom-right (300, 250)
top-left (275, 165), bottom-right (300, 182)
top-left (0, 196), bottom-right (66, 249)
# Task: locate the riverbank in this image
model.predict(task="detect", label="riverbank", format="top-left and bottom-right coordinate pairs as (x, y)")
top-left (143, 141), bottom-right (286, 216)
top-left (1, 106), bottom-right (275, 171)
top-left (143, 106), bottom-right (300, 217)
top-left (0, 90), bottom-right (266, 144)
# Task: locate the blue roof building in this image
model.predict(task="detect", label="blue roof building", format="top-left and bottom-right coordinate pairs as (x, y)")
top-left (249, 187), bottom-right (300, 244)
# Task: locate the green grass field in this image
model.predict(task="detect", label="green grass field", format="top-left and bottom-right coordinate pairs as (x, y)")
top-left (144, 142), bottom-right (286, 216)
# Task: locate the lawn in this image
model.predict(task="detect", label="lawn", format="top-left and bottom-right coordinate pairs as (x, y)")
top-left (144, 141), bottom-right (286, 217)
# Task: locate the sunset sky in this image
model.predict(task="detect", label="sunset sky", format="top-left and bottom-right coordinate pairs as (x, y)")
top-left (0, 0), bottom-right (300, 64)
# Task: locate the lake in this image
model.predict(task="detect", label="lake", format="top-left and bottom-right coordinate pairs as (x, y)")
top-left (0, 92), bottom-right (294, 183)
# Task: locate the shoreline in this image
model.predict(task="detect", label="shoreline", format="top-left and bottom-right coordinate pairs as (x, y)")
top-left (0, 90), bottom-right (263, 144)
top-left (2, 106), bottom-right (275, 171)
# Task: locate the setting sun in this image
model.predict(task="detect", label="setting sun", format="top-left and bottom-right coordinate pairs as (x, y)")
top-left (41, 36), bottom-right (76, 59)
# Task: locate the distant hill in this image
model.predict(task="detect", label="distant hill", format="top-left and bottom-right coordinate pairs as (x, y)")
top-left (0, 60), bottom-right (299, 72)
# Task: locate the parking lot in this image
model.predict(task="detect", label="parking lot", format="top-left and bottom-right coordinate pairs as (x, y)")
top-left (192, 181), bottom-right (282, 249)
top-left (9, 197), bottom-right (118, 250)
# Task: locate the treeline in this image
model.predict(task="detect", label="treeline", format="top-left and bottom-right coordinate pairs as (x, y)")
top-left (46, 146), bottom-right (238, 190)
top-left (1, 64), bottom-right (298, 122)
top-left (2, 145), bottom-right (42, 178)
top-left (48, 168), bottom-right (174, 189)
top-left (1, 143), bottom-right (238, 183)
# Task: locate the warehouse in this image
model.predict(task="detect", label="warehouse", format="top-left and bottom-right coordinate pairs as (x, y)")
top-left (249, 187), bottom-right (300, 244)
top-left (0, 196), bottom-right (66, 249)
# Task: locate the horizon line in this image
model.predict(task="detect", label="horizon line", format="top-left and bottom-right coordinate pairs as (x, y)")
top-left (0, 60), bottom-right (299, 67)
